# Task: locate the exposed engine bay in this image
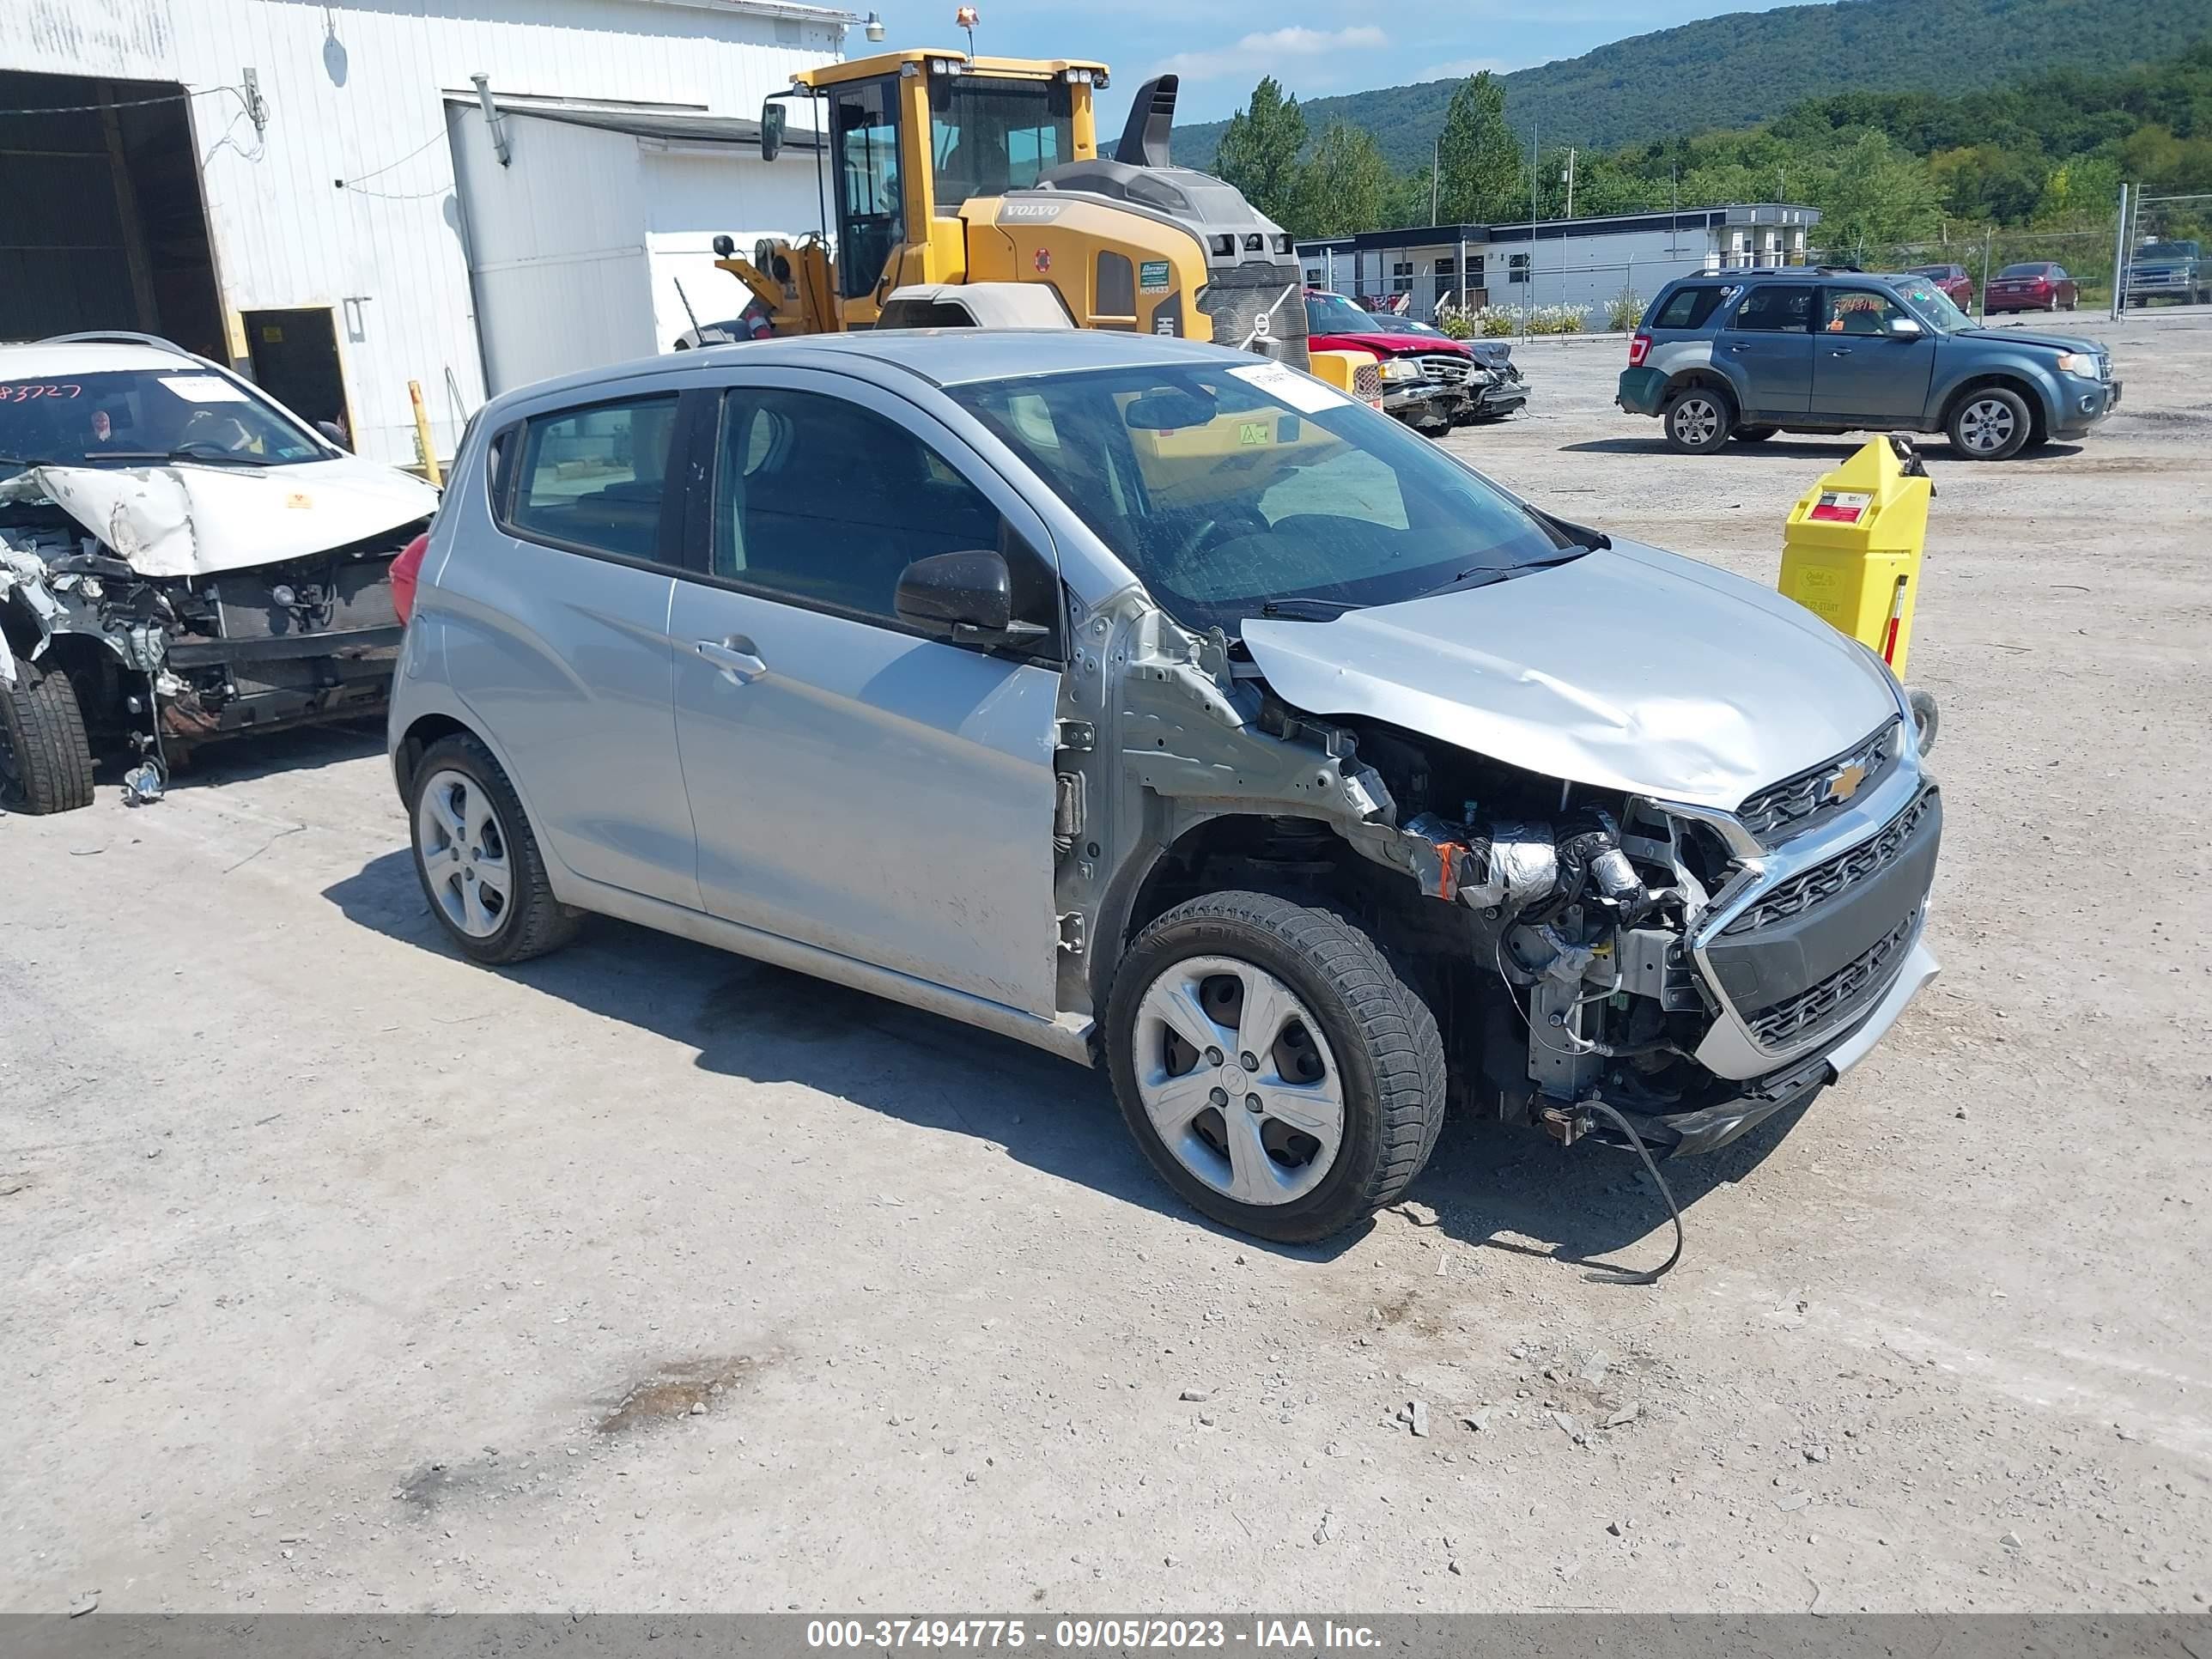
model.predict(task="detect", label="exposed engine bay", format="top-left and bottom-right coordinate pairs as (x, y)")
top-left (1068, 582), bottom-right (1942, 1170)
top-left (1, 464), bottom-right (430, 804)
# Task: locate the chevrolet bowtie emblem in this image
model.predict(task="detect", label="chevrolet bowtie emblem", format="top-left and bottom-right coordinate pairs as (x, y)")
top-left (1825, 761), bottom-right (1869, 805)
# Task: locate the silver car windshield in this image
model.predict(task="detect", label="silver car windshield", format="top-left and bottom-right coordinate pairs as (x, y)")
top-left (953, 362), bottom-right (1577, 635)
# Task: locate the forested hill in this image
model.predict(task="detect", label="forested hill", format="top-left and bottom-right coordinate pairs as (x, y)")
top-left (1172, 0), bottom-right (2212, 171)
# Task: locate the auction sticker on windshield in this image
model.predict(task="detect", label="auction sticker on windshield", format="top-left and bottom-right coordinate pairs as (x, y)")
top-left (160, 374), bottom-right (252, 403)
top-left (1230, 360), bottom-right (1352, 415)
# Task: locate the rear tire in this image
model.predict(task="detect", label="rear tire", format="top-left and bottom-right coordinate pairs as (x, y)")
top-left (0, 662), bottom-right (95, 815)
top-left (1947, 385), bottom-right (2033, 461)
top-left (1105, 890), bottom-right (1447, 1243)
top-left (407, 733), bottom-right (580, 965)
top-left (1662, 386), bottom-right (1733, 454)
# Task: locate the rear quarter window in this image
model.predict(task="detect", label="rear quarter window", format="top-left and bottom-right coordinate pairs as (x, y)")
top-left (1651, 285), bottom-right (1727, 330)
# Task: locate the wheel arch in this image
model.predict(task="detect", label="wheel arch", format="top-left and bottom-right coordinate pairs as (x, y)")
top-left (1662, 368), bottom-right (1739, 411)
top-left (1937, 366), bottom-right (2055, 436)
top-left (1089, 809), bottom-right (1358, 1013)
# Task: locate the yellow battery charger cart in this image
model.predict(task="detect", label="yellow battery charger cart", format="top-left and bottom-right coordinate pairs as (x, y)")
top-left (1779, 434), bottom-right (1940, 748)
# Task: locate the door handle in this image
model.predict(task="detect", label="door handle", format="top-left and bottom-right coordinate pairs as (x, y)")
top-left (1828, 347), bottom-right (1854, 356)
top-left (696, 636), bottom-right (768, 684)
top-left (1726, 342), bottom-right (1749, 353)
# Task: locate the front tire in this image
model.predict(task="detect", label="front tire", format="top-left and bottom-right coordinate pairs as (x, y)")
top-left (1105, 891), bottom-right (1446, 1243)
top-left (408, 734), bottom-right (579, 964)
top-left (1947, 386), bottom-right (2033, 461)
top-left (1662, 386), bottom-right (1732, 454)
top-left (1729, 424), bottom-right (1779, 443)
top-left (0, 662), bottom-right (95, 814)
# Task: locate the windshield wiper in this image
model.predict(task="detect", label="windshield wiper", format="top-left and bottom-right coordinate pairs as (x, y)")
top-left (1258, 596), bottom-right (1364, 622)
top-left (102, 447), bottom-right (277, 468)
top-left (1424, 546), bottom-right (1592, 598)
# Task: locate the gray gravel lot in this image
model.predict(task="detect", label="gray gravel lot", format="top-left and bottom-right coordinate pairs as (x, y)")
top-left (3, 309), bottom-right (2208, 1616)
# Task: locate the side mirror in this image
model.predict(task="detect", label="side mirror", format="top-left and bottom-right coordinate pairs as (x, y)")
top-left (1887, 315), bottom-right (1924, 338)
top-left (760, 100), bottom-right (786, 163)
top-left (315, 419), bottom-right (349, 448)
top-left (895, 549), bottom-right (1046, 647)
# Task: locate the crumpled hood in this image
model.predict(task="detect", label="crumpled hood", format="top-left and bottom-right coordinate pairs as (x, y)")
top-left (0, 456), bottom-right (438, 578)
top-left (1239, 541), bottom-right (1901, 811)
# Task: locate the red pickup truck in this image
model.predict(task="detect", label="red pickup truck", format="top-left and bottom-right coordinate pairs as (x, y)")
top-left (1303, 291), bottom-right (1527, 432)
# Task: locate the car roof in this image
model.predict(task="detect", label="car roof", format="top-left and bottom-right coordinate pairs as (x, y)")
top-left (730, 327), bottom-right (1248, 386)
top-left (1669, 268), bottom-right (1921, 284)
top-left (0, 340), bottom-right (200, 376)
top-left (494, 330), bottom-right (1261, 413)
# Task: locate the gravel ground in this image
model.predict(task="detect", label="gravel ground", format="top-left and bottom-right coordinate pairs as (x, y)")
top-left (3, 309), bottom-right (2208, 1618)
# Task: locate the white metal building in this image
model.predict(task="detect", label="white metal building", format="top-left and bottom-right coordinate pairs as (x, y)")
top-left (0, 0), bottom-right (852, 467)
top-left (1297, 204), bottom-right (1825, 319)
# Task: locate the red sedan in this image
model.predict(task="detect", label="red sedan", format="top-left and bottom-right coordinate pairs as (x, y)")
top-left (1907, 264), bottom-right (1973, 309)
top-left (1984, 262), bottom-right (2079, 314)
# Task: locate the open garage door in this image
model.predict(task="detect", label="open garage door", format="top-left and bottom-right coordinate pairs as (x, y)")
top-left (0, 70), bottom-right (222, 355)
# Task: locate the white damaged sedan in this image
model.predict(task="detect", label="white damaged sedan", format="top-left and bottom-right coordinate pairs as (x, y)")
top-left (0, 336), bottom-right (437, 811)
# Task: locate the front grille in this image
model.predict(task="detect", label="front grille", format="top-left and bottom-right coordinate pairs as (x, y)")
top-left (1738, 718), bottom-right (1900, 844)
top-left (1746, 907), bottom-right (1918, 1047)
top-left (1722, 786), bottom-right (1937, 936)
top-left (1415, 354), bottom-right (1474, 386)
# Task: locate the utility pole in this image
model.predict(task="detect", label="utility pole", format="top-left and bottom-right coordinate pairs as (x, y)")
top-left (1528, 120), bottom-right (1539, 328)
top-left (1563, 147), bottom-right (1575, 221)
top-left (2108, 181), bottom-right (2130, 322)
top-left (1431, 137), bottom-right (1440, 228)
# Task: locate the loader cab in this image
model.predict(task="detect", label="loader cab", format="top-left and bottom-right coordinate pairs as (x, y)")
top-left (775, 51), bottom-right (1105, 322)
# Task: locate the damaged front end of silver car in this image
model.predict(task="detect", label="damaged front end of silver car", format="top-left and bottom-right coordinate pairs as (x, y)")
top-left (0, 465), bottom-right (428, 808)
top-left (1054, 583), bottom-right (1942, 1172)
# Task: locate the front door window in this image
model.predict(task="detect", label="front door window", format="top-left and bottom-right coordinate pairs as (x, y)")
top-left (831, 79), bottom-right (904, 301)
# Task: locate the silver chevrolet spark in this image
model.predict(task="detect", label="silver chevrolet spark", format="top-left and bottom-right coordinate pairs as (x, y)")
top-left (390, 331), bottom-right (1939, 1243)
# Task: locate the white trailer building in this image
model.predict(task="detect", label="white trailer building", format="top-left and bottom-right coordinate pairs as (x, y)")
top-left (0, 0), bottom-right (853, 468)
top-left (1297, 204), bottom-right (1824, 320)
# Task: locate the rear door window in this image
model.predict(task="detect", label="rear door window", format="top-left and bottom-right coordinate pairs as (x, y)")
top-left (1729, 285), bottom-right (1816, 332)
top-left (506, 395), bottom-right (680, 562)
top-left (1651, 285), bottom-right (1728, 330)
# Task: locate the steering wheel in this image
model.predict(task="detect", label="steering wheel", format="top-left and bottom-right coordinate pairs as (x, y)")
top-left (1178, 507), bottom-right (1273, 563)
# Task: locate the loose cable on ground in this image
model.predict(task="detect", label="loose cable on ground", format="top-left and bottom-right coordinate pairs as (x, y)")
top-left (1577, 1098), bottom-right (1686, 1285)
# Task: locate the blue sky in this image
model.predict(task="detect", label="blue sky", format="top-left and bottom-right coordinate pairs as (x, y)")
top-left (861, 0), bottom-right (1814, 123)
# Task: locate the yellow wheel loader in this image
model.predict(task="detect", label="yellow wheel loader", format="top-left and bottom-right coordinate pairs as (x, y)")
top-left (713, 51), bottom-right (1379, 404)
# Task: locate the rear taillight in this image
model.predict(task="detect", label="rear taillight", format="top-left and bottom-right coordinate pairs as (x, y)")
top-left (391, 531), bottom-right (429, 624)
top-left (1627, 331), bottom-right (1651, 367)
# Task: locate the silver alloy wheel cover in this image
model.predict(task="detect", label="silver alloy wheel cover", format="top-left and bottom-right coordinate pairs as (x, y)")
top-left (416, 767), bottom-right (514, 939)
top-left (1132, 953), bottom-right (1346, 1207)
top-left (1671, 396), bottom-right (1721, 445)
top-left (1959, 397), bottom-right (2017, 453)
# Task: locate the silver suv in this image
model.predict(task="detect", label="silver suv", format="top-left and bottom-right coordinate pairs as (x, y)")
top-left (390, 331), bottom-right (1941, 1242)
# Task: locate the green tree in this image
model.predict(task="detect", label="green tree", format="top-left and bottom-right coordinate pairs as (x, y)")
top-left (1295, 123), bottom-right (1393, 237)
top-left (1815, 130), bottom-right (1947, 261)
top-left (1435, 72), bottom-right (1522, 223)
top-left (1214, 76), bottom-right (1308, 228)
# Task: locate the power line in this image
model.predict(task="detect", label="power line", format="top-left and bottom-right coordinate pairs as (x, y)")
top-left (334, 178), bottom-right (453, 201)
top-left (0, 85), bottom-right (240, 117)
top-left (340, 125), bottom-right (450, 185)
